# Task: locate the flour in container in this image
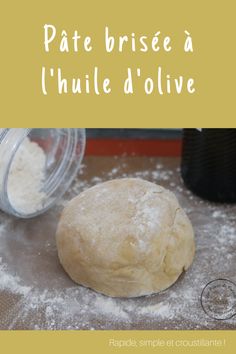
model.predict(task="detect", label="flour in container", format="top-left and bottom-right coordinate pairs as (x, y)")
top-left (7, 137), bottom-right (46, 214)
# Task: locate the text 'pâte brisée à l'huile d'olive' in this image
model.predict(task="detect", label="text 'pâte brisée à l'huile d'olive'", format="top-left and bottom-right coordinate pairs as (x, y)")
top-left (42, 25), bottom-right (195, 96)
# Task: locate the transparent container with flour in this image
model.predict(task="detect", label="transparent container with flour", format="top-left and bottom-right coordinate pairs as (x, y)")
top-left (0, 129), bottom-right (85, 218)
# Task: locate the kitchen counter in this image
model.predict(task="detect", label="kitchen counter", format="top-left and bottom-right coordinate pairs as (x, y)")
top-left (0, 156), bottom-right (236, 330)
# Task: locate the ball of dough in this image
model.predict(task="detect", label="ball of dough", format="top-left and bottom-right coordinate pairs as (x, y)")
top-left (56, 178), bottom-right (195, 297)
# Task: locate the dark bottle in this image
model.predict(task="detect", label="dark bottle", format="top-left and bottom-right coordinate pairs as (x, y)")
top-left (181, 129), bottom-right (236, 203)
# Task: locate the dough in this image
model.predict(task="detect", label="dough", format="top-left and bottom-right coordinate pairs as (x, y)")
top-left (56, 178), bottom-right (195, 297)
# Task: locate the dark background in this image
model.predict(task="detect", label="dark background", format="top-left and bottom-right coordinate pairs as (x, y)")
top-left (86, 129), bottom-right (182, 139)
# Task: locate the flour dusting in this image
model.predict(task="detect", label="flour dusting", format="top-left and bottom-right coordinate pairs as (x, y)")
top-left (0, 156), bottom-right (236, 329)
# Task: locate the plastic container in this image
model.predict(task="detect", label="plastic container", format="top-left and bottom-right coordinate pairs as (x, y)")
top-left (0, 128), bottom-right (86, 218)
top-left (181, 128), bottom-right (236, 203)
